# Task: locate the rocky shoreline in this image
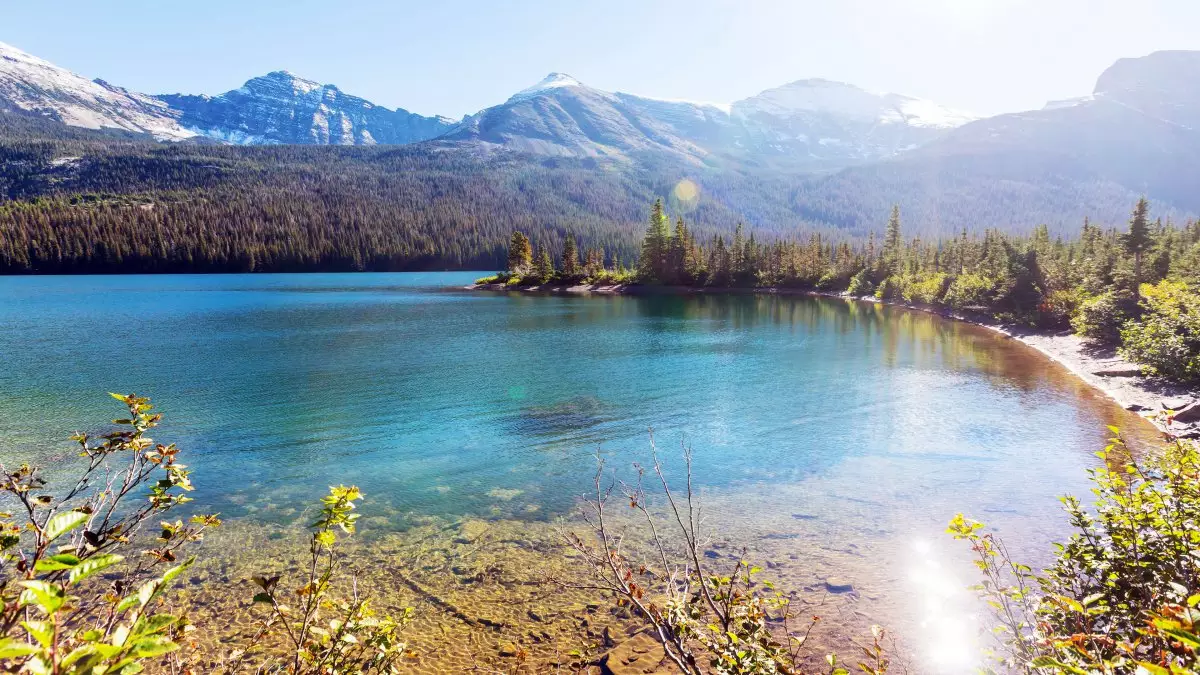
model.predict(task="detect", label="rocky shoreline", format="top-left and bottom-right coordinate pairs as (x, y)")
top-left (472, 281), bottom-right (1200, 438)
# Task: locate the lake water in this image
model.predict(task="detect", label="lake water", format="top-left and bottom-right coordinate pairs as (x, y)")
top-left (0, 273), bottom-right (1154, 672)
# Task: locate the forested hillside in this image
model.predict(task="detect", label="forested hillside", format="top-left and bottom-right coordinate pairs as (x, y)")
top-left (1, 100), bottom-right (1197, 275)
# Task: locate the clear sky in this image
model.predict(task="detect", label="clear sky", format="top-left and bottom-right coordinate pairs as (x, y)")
top-left (5, 0), bottom-right (1198, 119)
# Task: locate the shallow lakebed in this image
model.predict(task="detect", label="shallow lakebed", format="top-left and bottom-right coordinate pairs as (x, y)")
top-left (0, 272), bottom-right (1157, 673)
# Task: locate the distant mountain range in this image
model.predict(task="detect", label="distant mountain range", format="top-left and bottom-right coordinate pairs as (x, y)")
top-left (2, 38), bottom-right (1199, 238)
top-left (0, 40), bottom-right (976, 171)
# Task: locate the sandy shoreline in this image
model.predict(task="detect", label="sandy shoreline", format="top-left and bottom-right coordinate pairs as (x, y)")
top-left (472, 282), bottom-right (1199, 438)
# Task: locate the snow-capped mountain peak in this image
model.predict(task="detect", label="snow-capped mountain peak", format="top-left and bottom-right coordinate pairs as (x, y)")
top-left (0, 40), bottom-right (195, 140)
top-left (881, 94), bottom-right (978, 129)
top-left (733, 78), bottom-right (976, 129)
top-left (509, 72), bottom-right (584, 101)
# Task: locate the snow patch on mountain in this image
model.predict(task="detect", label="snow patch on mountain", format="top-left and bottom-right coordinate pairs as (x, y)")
top-left (0, 40), bottom-right (194, 140)
top-left (509, 73), bottom-right (583, 102)
top-left (620, 92), bottom-right (733, 115)
top-left (735, 79), bottom-right (976, 129)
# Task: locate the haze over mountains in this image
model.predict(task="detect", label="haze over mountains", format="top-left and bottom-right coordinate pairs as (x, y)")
top-left (1, 38), bottom-right (1199, 248)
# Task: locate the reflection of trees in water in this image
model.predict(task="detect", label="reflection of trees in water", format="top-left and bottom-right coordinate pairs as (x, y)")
top-left (617, 292), bottom-right (1146, 440)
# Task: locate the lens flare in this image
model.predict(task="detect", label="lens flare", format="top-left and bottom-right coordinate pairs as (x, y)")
top-left (672, 179), bottom-right (700, 210)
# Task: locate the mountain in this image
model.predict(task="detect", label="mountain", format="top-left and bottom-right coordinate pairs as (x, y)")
top-left (158, 72), bottom-right (456, 145)
top-left (1, 42), bottom-right (1198, 259)
top-left (440, 73), bottom-right (975, 170)
top-left (728, 79), bottom-right (977, 169)
top-left (0, 41), bottom-right (194, 140)
top-left (792, 50), bottom-right (1200, 233)
top-left (440, 73), bottom-right (724, 161)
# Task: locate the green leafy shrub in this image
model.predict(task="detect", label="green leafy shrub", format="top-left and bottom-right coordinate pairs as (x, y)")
top-left (0, 395), bottom-right (410, 675)
top-left (1119, 280), bottom-right (1200, 382)
top-left (1037, 287), bottom-right (1088, 329)
top-left (1072, 290), bottom-right (1139, 344)
top-left (0, 394), bottom-right (218, 675)
top-left (942, 273), bottom-right (997, 310)
top-left (951, 433), bottom-right (1200, 674)
top-left (846, 269), bottom-right (875, 296)
top-left (815, 270), bottom-right (847, 291)
top-left (901, 273), bottom-right (951, 305)
top-left (875, 276), bottom-right (903, 301)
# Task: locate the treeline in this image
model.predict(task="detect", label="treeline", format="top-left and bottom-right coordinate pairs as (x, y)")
top-left (5, 110), bottom-right (1193, 275)
top-left (500, 198), bottom-right (1200, 382)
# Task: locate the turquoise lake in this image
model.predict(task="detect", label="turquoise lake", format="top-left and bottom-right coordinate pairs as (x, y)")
top-left (0, 272), bottom-right (1154, 671)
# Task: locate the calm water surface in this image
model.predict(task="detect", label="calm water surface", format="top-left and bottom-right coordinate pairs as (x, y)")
top-left (0, 273), bottom-right (1153, 671)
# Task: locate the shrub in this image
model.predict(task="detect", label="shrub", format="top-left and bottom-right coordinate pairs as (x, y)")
top-left (902, 273), bottom-right (950, 305)
top-left (1037, 287), bottom-right (1088, 329)
top-left (846, 269), bottom-right (875, 297)
top-left (474, 273), bottom-right (502, 285)
top-left (815, 270), bottom-right (848, 291)
top-left (566, 442), bottom-right (891, 675)
top-left (942, 273), bottom-right (997, 310)
top-left (1119, 280), bottom-right (1200, 382)
top-left (875, 276), bottom-right (903, 301)
top-left (0, 395), bottom-right (410, 675)
top-left (1072, 290), bottom-right (1138, 344)
top-left (951, 433), bottom-right (1200, 674)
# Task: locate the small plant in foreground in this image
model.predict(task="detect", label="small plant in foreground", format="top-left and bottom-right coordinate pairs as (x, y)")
top-left (950, 432), bottom-right (1200, 674)
top-left (0, 395), bottom-right (410, 675)
top-left (0, 393), bottom-right (218, 674)
top-left (563, 437), bottom-right (891, 674)
top-left (218, 485), bottom-right (412, 674)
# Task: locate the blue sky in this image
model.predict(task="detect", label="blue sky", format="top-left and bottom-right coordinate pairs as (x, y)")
top-left (5, 0), bottom-right (1198, 119)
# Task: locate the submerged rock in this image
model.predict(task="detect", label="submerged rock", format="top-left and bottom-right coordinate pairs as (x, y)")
top-left (455, 518), bottom-right (491, 543)
top-left (599, 632), bottom-right (669, 675)
top-left (824, 577), bottom-right (854, 593)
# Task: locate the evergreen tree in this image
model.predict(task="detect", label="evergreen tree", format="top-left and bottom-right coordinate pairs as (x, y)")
top-left (1123, 197), bottom-right (1153, 297)
top-left (638, 199), bottom-right (670, 283)
top-left (507, 231), bottom-right (533, 277)
top-left (561, 233), bottom-right (581, 279)
top-left (668, 217), bottom-right (690, 285)
top-left (533, 245), bottom-right (555, 283)
top-left (883, 205), bottom-right (902, 274)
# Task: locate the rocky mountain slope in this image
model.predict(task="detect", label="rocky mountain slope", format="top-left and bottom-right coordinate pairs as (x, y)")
top-left (441, 73), bottom-right (976, 170)
top-left (158, 71), bottom-right (455, 145)
top-left (0, 41), bottom-right (194, 140)
top-left (794, 49), bottom-right (1200, 231)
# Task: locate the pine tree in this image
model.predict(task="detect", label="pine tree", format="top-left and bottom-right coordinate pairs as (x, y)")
top-left (883, 205), bottom-right (902, 275)
top-left (638, 199), bottom-right (670, 283)
top-left (507, 231), bottom-right (532, 277)
top-left (668, 217), bottom-right (690, 285)
top-left (561, 234), bottom-right (580, 279)
top-left (1123, 197), bottom-right (1153, 297)
top-left (533, 245), bottom-right (555, 283)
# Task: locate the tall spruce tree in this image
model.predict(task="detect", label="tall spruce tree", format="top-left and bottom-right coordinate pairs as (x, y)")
top-left (507, 231), bottom-right (533, 277)
top-left (1123, 197), bottom-right (1153, 298)
top-left (883, 205), bottom-right (902, 275)
top-left (561, 234), bottom-right (580, 279)
top-left (533, 245), bottom-right (555, 283)
top-left (638, 199), bottom-right (670, 283)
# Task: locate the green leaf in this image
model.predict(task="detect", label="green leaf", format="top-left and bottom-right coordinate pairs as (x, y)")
top-left (69, 554), bottom-right (123, 585)
top-left (34, 554), bottom-right (81, 572)
top-left (18, 581), bottom-right (65, 614)
top-left (117, 559), bottom-right (192, 612)
top-left (130, 636), bottom-right (178, 658)
top-left (43, 510), bottom-right (90, 543)
top-left (0, 638), bottom-right (40, 659)
top-left (132, 614), bottom-right (178, 637)
top-left (21, 621), bottom-right (54, 648)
